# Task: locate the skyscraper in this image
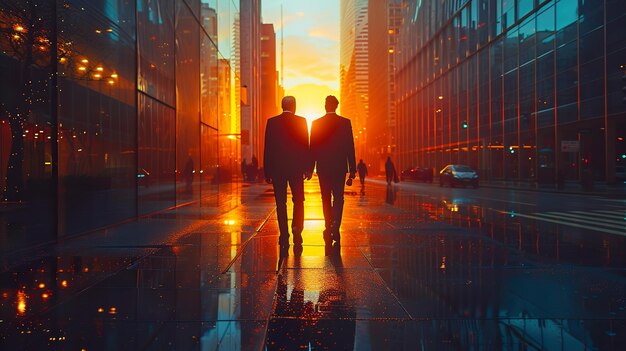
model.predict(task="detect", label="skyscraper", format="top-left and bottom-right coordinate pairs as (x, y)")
top-left (240, 0), bottom-right (262, 163)
top-left (368, 0), bottom-right (402, 173)
top-left (340, 0), bottom-right (369, 157)
top-left (260, 23), bottom-right (279, 166)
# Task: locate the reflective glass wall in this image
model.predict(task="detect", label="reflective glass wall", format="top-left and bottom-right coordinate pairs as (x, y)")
top-left (396, 0), bottom-right (626, 184)
top-left (0, 0), bottom-right (240, 252)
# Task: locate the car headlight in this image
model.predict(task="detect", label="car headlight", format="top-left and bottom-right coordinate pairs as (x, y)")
top-left (472, 174), bottom-right (478, 179)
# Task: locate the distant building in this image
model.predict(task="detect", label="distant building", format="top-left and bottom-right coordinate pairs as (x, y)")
top-left (240, 0), bottom-right (262, 162)
top-left (368, 0), bottom-right (402, 173)
top-left (260, 23), bottom-right (279, 166)
top-left (341, 0), bottom-right (369, 158)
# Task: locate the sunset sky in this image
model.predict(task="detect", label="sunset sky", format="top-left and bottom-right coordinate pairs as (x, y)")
top-left (262, 0), bottom-right (340, 120)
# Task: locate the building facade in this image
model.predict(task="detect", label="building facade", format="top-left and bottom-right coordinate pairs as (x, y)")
top-left (368, 0), bottom-right (403, 173)
top-left (239, 0), bottom-right (262, 165)
top-left (0, 0), bottom-right (241, 252)
top-left (341, 0), bottom-right (369, 158)
top-left (260, 23), bottom-right (279, 166)
top-left (395, 0), bottom-right (626, 185)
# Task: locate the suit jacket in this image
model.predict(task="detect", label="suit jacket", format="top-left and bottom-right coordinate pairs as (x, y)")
top-left (263, 112), bottom-right (311, 179)
top-left (310, 113), bottom-right (356, 177)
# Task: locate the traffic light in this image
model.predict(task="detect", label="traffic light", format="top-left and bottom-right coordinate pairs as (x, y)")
top-left (462, 120), bottom-right (468, 129)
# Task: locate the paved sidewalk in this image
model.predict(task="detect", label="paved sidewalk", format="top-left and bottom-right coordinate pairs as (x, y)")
top-left (1, 177), bottom-right (624, 350)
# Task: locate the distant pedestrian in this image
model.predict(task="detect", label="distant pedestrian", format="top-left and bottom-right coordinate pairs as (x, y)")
top-left (241, 158), bottom-right (247, 181)
top-left (251, 155), bottom-right (259, 181)
top-left (357, 159), bottom-right (368, 194)
top-left (385, 156), bottom-right (397, 185)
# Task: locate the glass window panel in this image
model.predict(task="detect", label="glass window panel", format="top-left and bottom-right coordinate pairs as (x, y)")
top-left (504, 29), bottom-right (518, 73)
top-left (580, 96), bottom-right (604, 119)
top-left (184, 0), bottom-right (201, 19)
top-left (606, 18), bottom-right (626, 54)
top-left (0, 0), bottom-right (55, 248)
top-left (519, 18), bottom-right (535, 64)
top-left (606, 0), bottom-right (626, 22)
top-left (579, 28), bottom-right (604, 64)
top-left (502, 0), bottom-right (516, 30)
top-left (478, 0), bottom-right (489, 45)
top-left (201, 1), bottom-right (218, 42)
top-left (536, 4), bottom-right (555, 56)
top-left (493, 0), bottom-right (503, 37)
top-left (176, 2), bottom-right (200, 203)
top-left (470, 0), bottom-right (478, 51)
top-left (201, 124), bottom-right (218, 207)
top-left (537, 77), bottom-right (555, 118)
top-left (556, 0), bottom-right (577, 45)
top-left (606, 49), bottom-right (626, 115)
top-left (537, 51), bottom-right (554, 77)
top-left (579, 0), bottom-right (603, 35)
top-left (201, 32), bottom-right (218, 127)
top-left (579, 58), bottom-right (603, 85)
top-left (556, 40), bottom-right (577, 73)
top-left (557, 68), bottom-right (578, 90)
top-left (57, 0), bottom-right (137, 236)
top-left (137, 0), bottom-right (176, 105)
top-left (138, 94), bottom-right (176, 214)
top-left (518, 0), bottom-right (535, 19)
top-left (557, 103), bottom-right (577, 124)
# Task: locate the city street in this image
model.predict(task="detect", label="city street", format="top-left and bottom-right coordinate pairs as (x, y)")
top-left (1, 177), bottom-right (624, 350)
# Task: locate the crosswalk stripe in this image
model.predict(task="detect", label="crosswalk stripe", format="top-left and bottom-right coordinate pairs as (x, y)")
top-left (593, 210), bottom-right (626, 215)
top-left (570, 211), bottom-right (625, 221)
top-left (502, 212), bottom-right (626, 236)
top-left (546, 212), bottom-right (626, 227)
top-left (537, 213), bottom-right (625, 230)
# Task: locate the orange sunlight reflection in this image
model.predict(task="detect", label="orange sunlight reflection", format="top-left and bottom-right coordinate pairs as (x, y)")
top-left (17, 290), bottom-right (27, 315)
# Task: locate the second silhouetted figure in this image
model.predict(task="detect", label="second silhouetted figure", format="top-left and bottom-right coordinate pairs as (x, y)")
top-left (310, 96), bottom-right (356, 250)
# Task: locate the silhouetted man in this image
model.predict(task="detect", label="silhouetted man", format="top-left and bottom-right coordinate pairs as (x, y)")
top-left (310, 95), bottom-right (356, 249)
top-left (264, 96), bottom-right (312, 256)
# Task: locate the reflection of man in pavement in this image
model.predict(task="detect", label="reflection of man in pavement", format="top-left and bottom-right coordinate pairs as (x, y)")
top-left (266, 272), bottom-right (356, 350)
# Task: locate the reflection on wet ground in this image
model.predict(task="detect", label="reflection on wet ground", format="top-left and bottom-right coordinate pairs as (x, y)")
top-left (1, 178), bottom-right (625, 350)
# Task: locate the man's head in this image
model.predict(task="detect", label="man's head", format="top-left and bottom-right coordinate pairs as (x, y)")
top-left (282, 96), bottom-right (296, 113)
top-left (325, 95), bottom-right (339, 112)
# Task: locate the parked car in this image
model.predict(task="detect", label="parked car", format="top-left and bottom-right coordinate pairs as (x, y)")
top-left (439, 164), bottom-right (479, 188)
top-left (400, 166), bottom-right (433, 182)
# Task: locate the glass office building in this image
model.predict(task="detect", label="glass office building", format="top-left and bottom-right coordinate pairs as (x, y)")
top-left (395, 0), bottom-right (626, 185)
top-left (0, 0), bottom-right (240, 252)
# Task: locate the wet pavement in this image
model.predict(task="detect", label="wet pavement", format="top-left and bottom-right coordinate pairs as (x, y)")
top-left (1, 177), bottom-right (625, 350)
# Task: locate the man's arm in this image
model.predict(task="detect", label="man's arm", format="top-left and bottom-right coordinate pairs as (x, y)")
top-left (346, 120), bottom-right (357, 178)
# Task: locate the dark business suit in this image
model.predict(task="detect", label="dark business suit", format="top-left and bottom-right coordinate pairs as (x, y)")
top-left (310, 112), bottom-right (356, 244)
top-left (264, 112), bottom-right (311, 246)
